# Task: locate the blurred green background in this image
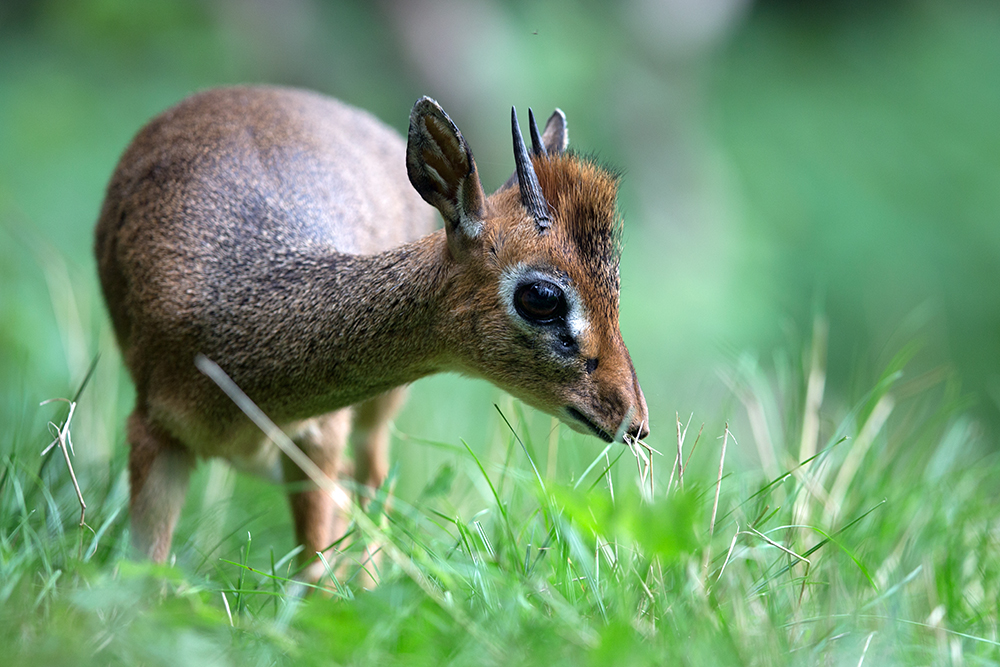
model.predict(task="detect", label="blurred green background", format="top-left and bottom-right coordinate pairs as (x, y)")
top-left (1, 0), bottom-right (998, 496)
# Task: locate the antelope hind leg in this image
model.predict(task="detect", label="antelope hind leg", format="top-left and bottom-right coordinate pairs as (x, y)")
top-left (127, 410), bottom-right (195, 563)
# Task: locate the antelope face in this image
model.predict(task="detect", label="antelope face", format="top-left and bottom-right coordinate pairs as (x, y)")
top-left (407, 99), bottom-right (649, 443)
top-left (471, 156), bottom-right (649, 443)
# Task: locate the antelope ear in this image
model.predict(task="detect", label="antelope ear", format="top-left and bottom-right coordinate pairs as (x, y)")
top-left (541, 109), bottom-right (568, 155)
top-left (406, 97), bottom-right (486, 249)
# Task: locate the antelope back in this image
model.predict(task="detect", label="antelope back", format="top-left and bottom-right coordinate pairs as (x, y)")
top-left (407, 100), bottom-right (648, 441)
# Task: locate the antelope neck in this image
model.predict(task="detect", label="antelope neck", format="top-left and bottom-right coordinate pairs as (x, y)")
top-left (306, 229), bottom-right (453, 406)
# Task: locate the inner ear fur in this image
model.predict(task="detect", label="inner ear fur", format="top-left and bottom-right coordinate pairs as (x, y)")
top-left (541, 109), bottom-right (568, 155)
top-left (406, 97), bottom-right (486, 243)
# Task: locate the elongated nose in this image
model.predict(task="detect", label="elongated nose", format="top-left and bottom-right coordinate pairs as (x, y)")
top-left (628, 368), bottom-right (649, 440)
top-left (597, 346), bottom-right (649, 443)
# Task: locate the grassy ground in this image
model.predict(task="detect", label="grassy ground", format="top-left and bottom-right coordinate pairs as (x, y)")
top-left (3, 4), bottom-right (1000, 665)
top-left (2, 323), bottom-right (998, 666)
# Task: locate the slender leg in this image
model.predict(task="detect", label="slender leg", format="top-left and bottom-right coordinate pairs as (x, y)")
top-left (127, 409), bottom-right (195, 563)
top-left (348, 387), bottom-right (408, 587)
top-left (282, 409), bottom-right (352, 583)
top-left (351, 387), bottom-right (408, 504)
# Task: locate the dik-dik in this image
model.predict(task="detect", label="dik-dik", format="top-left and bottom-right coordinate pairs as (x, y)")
top-left (95, 86), bottom-right (648, 580)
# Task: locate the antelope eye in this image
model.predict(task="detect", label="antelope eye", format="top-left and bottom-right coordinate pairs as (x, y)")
top-left (514, 280), bottom-right (566, 323)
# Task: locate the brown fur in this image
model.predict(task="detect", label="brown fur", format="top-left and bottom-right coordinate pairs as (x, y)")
top-left (95, 86), bottom-right (648, 579)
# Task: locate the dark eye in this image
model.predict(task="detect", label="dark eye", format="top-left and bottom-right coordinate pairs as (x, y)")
top-left (514, 280), bottom-right (566, 324)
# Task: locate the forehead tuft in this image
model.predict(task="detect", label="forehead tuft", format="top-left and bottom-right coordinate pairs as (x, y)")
top-left (532, 153), bottom-right (622, 274)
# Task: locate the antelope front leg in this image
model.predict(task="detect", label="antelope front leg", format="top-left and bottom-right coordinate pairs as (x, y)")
top-left (282, 410), bottom-right (352, 583)
top-left (347, 387), bottom-right (407, 586)
top-left (351, 387), bottom-right (408, 504)
top-left (127, 410), bottom-right (195, 563)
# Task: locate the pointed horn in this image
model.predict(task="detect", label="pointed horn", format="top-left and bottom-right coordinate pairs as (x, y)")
top-left (512, 107), bottom-right (552, 231)
top-left (528, 108), bottom-right (546, 156)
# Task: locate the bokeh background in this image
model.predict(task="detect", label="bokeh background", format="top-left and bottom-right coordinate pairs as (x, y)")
top-left (2, 0), bottom-right (998, 507)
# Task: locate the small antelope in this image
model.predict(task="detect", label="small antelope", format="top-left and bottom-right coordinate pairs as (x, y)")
top-left (95, 86), bottom-right (648, 579)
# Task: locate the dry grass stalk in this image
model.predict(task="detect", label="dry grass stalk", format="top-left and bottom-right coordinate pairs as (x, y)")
top-left (702, 423), bottom-right (733, 576)
top-left (666, 412), bottom-right (693, 495)
top-left (745, 525), bottom-right (811, 565)
top-left (40, 397), bottom-right (88, 528)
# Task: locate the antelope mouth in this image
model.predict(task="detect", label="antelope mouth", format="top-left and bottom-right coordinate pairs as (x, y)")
top-left (565, 407), bottom-right (614, 443)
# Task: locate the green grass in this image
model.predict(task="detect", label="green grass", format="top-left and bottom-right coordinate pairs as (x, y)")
top-left (3, 4), bottom-right (1000, 664)
top-left (2, 326), bottom-right (998, 666)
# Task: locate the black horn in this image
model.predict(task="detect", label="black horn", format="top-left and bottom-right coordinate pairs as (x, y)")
top-left (528, 108), bottom-right (546, 156)
top-left (512, 107), bottom-right (552, 231)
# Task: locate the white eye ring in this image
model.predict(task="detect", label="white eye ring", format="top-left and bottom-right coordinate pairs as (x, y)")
top-left (499, 264), bottom-right (590, 341)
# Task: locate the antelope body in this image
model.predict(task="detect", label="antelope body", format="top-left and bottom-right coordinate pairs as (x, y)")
top-left (95, 86), bottom-right (648, 579)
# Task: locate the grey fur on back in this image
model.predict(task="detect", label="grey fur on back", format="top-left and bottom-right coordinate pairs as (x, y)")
top-left (102, 86), bottom-right (430, 255)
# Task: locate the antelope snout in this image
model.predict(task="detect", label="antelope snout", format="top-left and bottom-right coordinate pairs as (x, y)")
top-left (564, 375), bottom-right (649, 444)
top-left (629, 375), bottom-right (650, 441)
top-left (610, 358), bottom-right (650, 442)
top-left (606, 350), bottom-right (649, 442)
